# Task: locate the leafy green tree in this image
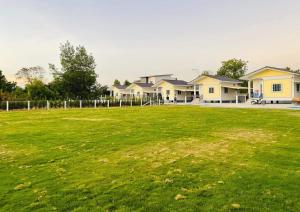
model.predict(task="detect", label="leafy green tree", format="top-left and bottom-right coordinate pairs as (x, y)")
top-left (25, 79), bottom-right (54, 100)
top-left (0, 70), bottom-right (16, 92)
top-left (113, 79), bottom-right (121, 86)
top-left (201, 71), bottom-right (210, 75)
top-left (124, 80), bottom-right (131, 86)
top-left (50, 41), bottom-right (98, 99)
top-left (0, 70), bottom-right (17, 100)
top-left (217, 59), bottom-right (248, 79)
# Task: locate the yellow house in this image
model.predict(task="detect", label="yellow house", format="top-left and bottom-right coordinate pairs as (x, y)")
top-left (126, 82), bottom-right (156, 99)
top-left (190, 75), bottom-right (247, 103)
top-left (152, 79), bottom-right (194, 102)
top-left (240, 66), bottom-right (300, 103)
top-left (111, 85), bottom-right (130, 99)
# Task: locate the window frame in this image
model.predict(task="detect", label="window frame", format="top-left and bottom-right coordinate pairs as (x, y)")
top-left (272, 84), bottom-right (282, 92)
top-left (224, 87), bottom-right (229, 94)
top-left (209, 87), bottom-right (214, 94)
top-left (297, 83), bottom-right (300, 92)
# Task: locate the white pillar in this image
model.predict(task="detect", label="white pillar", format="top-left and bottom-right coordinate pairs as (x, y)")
top-left (79, 100), bottom-right (82, 108)
top-left (47, 100), bottom-right (49, 110)
top-left (156, 86), bottom-right (159, 102)
top-left (184, 93), bottom-right (187, 104)
top-left (236, 90), bottom-right (238, 104)
top-left (158, 99), bottom-right (160, 106)
top-left (27, 101), bottom-right (30, 110)
top-left (248, 80), bottom-right (251, 99)
top-left (107, 100), bottom-right (110, 108)
top-left (291, 76), bottom-right (295, 98)
top-left (94, 100), bottom-right (97, 108)
top-left (64, 101), bottom-right (67, 109)
top-left (193, 85), bottom-right (196, 99)
top-left (130, 99), bottom-right (133, 107)
top-left (6, 101), bottom-right (9, 112)
top-left (220, 86), bottom-right (222, 103)
top-left (150, 98), bottom-right (152, 106)
top-left (120, 100), bottom-right (122, 107)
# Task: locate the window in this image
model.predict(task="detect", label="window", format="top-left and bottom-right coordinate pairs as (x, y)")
top-left (272, 84), bottom-right (282, 92)
top-left (224, 87), bottom-right (229, 94)
top-left (209, 87), bottom-right (214, 94)
top-left (166, 90), bottom-right (170, 95)
top-left (178, 91), bottom-right (182, 95)
top-left (297, 84), bottom-right (300, 92)
top-left (137, 92), bottom-right (140, 96)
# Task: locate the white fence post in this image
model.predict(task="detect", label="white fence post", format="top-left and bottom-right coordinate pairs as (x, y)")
top-left (159, 99), bottom-right (160, 106)
top-left (94, 100), bottom-right (97, 108)
top-left (80, 100), bottom-right (82, 108)
top-left (27, 101), bottom-right (30, 110)
top-left (141, 98), bottom-right (143, 106)
top-left (6, 101), bottom-right (9, 112)
top-left (64, 101), bottom-right (67, 109)
top-left (47, 100), bottom-right (49, 110)
top-left (107, 100), bottom-right (110, 108)
top-left (130, 99), bottom-right (133, 107)
top-left (120, 100), bottom-right (122, 107)
top-left (150, 98), bottom-right (152, 106)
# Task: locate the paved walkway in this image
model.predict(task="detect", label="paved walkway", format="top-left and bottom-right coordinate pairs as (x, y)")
top-left (199, 103), bottom-right (300, 110)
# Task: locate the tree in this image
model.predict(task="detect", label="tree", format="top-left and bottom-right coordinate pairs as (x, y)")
top-left (217, 59), bottom-right (248, 79)
top-left (124, 80), bottom-right (131, 86)
top-left (51, 41), bottom-right (98, 99)
top-left (0, 70), bottom-right (17, 101)
top-left (113, 79), bottom-right (121, 86)
top-left (0, 70), bottom-right (16, 92)
top-left (25, 79), bottom-right (54, 100)
top-left (201, 71), bottom-right (210, 75)
top-left (16, 66), bottom-right (45, 84)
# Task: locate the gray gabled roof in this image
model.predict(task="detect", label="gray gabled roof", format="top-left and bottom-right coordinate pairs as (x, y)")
top-left (205, 75), bottom-right (242, 83)
top-left (134, 82), bottom-right (154, 88)
top-left (113, 85), bottom-right (128, 89)
top-left (163, 79), bottom-right (190, 86)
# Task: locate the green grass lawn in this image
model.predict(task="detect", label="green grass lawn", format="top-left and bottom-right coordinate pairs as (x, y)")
top-left (1, 106), bottom-right (300, 211)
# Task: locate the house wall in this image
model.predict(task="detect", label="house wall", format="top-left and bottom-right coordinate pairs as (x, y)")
top-left (195, 77), bottom-right (221, 101)
top-left (263, 78), bottom-right (292, 100)
top-left (160, 81), bottom-right (175, 101)
top-left (112, 87), bottom-right (129, 99)
top-left (129, 84), bottom-right (144, 98)
top-left (128, 84), bottom-right (156, 98)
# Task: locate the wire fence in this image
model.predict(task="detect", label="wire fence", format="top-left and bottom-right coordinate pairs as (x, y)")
top-left (0, 99), bottom-right (164, 111)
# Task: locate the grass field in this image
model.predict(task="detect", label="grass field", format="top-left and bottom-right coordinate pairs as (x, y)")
top-left (1, 106), bottom-right (300, 211)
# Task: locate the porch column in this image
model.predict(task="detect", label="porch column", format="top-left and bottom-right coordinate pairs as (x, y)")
top-left (236, 90), bottom-right (238, 104)
top-left (220, 86), bottom-right (222, 103)
top-left (193, 85), bottom-right (196, 99)
top-left (292, 76), bottom-right (295, 98)
top-left (248, 80), bottom-right (251, 99)
top-left (156, 86), bottom-right (159, 102)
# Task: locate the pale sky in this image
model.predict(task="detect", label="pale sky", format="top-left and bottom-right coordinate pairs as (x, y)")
top-left (1, 0), bottom-right (300, 85)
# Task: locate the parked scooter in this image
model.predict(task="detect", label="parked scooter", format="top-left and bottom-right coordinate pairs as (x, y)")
top-left (251, 98), bottom-right (266, 105)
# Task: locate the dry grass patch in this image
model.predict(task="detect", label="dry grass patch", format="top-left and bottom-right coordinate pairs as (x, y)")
top-left (105, 138), bottom-right (231, 169)
top-left (0, 144), bottom-right (36, 161)
top-left (213, 128), bottom-right (277, 144)
top-left (61, 117), bottom-right (116, 122)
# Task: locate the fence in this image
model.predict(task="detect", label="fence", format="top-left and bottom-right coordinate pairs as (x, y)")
top-left (0, 98), bottom-right (164, 111)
